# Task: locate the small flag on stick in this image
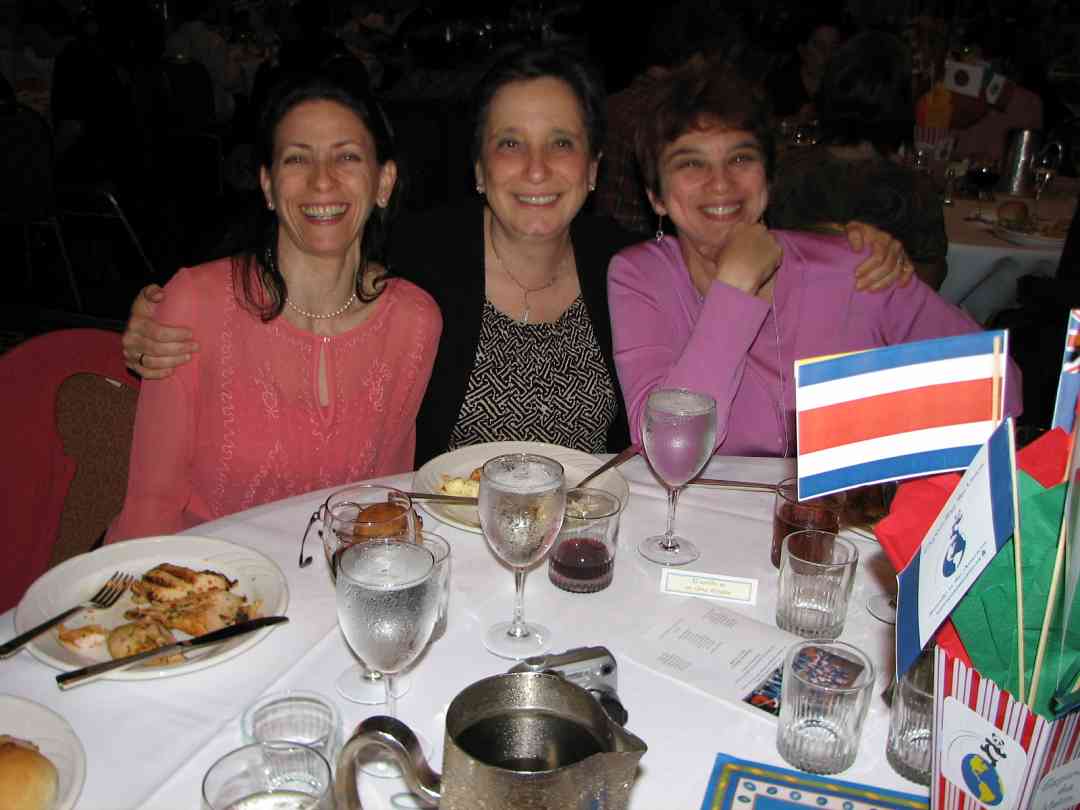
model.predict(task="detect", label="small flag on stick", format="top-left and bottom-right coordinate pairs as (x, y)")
top-left (1051, 309), bottom-right (1080, 433)
top-left (895, 419), bottom-right (1017, 678)
top-left (795, 330), bottom-right (1008, 500)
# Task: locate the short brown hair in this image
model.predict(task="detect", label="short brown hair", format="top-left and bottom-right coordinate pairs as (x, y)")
top-left (635, 62), bottom-right (774, 196)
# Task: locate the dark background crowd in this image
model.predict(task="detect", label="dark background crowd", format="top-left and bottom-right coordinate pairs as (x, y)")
top-left (1, 0), bottom-right (1079, 344)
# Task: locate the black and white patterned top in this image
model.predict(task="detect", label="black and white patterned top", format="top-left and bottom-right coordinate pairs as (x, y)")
top-left (449, 297), bottom-right (619, 453)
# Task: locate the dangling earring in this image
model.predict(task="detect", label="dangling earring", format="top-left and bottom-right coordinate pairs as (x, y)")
top-left (475, 183), bottom-right (485, 195)
top-left (655, 214), bottom-right (665, 243)
top-left (267, 200), bottom-right (275, 212)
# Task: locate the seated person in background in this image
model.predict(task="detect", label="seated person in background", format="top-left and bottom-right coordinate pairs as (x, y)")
top-left (915, 17), bottom-right (1042, 163)
top-left (608, 61), bottom-right (1021, 458)
top-left (107, 66), bottom-right (440, 542)
top-left (769, 31), bottom-right (948, 290)
top-left (166, 0), bottom-right (243, 124)
top-left (763, 13), bottom-right (844, 123)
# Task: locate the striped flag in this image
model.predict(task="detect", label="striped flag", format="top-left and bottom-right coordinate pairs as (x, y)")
top-left (795, 330), bottom-right (1008, 500)
top-left (1051, 309), bottom-right (1080, 432)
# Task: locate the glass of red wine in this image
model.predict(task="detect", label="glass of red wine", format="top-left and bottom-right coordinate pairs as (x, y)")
top-left (771, 478), bottom-right (845, 569)
top-left (548, 487), bottom-right (621, 593)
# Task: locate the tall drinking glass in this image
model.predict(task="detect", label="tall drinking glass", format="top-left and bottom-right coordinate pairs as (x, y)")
top-left (1032, 141), bottom-right (1063, 222)
top-left (639, 388), bottom-right (718, 566)
top-left (479, 453), bottom-right (566, 659)
top-left (335, 539), bottom-right (439, 775)
top-left (318, 484), bottom-right (418, 704)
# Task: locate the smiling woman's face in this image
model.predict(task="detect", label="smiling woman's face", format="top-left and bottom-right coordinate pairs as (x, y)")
top-left (475, 76), bottom-right (598, 243)
top-left (260, 99), bottom-right (396, 263)
top-left (647, 124), bottom-right (768, 262)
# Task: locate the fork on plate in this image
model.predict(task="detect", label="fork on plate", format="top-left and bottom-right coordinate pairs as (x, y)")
top-left (0, 570), bottom-right (136, 658)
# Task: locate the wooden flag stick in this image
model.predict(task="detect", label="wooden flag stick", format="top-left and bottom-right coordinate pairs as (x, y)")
top-left (1009, 426), bottom-right (1026, 700)
top-left (1029, 514), bottom-right (1068, 704)
top-left (992, 336), bottom-right (1003, 425)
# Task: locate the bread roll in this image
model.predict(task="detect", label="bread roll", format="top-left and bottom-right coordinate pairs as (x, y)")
top-left (0, 736), bottom-right (58, 810)
top-left (997, 200), bottom-right (1029, 227)
top-left (351, 502), bottom-right (420, 540)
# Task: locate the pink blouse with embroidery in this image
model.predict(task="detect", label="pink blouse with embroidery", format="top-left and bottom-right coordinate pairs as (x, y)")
top-left (107, 259), bottom-right (441, 542)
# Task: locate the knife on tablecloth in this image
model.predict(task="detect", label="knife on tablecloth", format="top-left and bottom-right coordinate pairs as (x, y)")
top-left (56, 616), bottom-right (289, 689)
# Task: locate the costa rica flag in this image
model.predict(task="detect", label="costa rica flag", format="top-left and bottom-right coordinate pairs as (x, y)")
top-left (795, 331), bottom-right (1008, 499)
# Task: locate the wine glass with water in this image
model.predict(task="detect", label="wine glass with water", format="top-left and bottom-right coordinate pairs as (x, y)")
top-left (1032, 141), bottom-right (1064, 222)
top-left (479, 453), bottom-right (566, 659)
top-left (639, 388), bottom-right (718, 566)
top-left (335, 539), bottom-right (440, 774)
top-left (318, 484), bottom-right (419, 704)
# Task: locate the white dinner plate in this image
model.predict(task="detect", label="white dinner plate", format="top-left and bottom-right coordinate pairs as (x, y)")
top-left (992, 223), bottom-right (1067, 248)
top-left (0, 695), bottom-right (86, 810)
top-left (413, 441), bottom-right (631, 534)
top-left (14, 535), bottom-right (289, 680)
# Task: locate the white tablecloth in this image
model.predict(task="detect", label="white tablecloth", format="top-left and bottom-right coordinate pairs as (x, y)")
top-left (0, 455), bottom-right (923, 809)
top-left (941, 195), bottom-right (1075, 324)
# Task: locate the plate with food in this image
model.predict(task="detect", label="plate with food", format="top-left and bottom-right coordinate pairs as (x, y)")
top-left (14, 536), bottom-right (288, 680)
top-left (413, 441), bottom-right (631, 533)
top-left (0, 696), bottom-right (86, 810)
top-left (992, 219), bottom-right (1069, 248)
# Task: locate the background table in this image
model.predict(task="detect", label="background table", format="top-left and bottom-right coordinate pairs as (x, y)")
top-left (0, 454), bottom-right (922, 809)
top-left (941, 194), bottom-right (1076, 324)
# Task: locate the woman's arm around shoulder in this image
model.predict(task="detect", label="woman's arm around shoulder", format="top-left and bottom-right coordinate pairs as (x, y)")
top-left (106, 264), bottom-right (218, 542)
top-left (868, 270), bottom-right (1024, 419)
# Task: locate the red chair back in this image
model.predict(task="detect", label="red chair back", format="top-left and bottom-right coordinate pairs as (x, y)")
top-left (0, 330), bottom-right (139, 612)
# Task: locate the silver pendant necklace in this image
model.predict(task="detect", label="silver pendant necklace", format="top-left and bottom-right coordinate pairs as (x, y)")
top-left (488, 217), bottom-right (571, 325)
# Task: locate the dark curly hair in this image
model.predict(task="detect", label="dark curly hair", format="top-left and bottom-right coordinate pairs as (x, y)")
top-left (234, 58), bottom-right (398, 321)
top-left (635, 60), bottom-right (775, 198)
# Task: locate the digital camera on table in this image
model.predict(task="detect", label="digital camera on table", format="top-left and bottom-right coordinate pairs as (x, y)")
top-left (509, 645), bottom-right (629, 725)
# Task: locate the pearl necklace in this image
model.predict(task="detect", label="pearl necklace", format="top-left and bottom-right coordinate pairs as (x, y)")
top-left (488, 216), bottom-right (571, 325)
top-left (267, 247), bottom-right (361, 320)
top-left (285, 290), bottom-right (357, 320)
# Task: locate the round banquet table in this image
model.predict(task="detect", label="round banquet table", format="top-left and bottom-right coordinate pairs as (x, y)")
top-left (0, 454), bottom-right (922, 809)
top-left (941, 193), bottom-right (1076, 324)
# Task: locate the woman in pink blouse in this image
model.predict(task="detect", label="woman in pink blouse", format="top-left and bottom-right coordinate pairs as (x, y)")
top-left (107, 66), bottom-right (441, 542)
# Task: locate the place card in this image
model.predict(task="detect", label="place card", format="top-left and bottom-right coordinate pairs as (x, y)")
top-left (620, 597), bottom-right (798, 721)
top-left (660, 569), bottom-right (758, 606)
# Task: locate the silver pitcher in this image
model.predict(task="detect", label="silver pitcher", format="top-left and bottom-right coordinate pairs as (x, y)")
top-left (335, 672), bottom-right (648, 809)
top-left (999, 129), bottom-right (1043, 196)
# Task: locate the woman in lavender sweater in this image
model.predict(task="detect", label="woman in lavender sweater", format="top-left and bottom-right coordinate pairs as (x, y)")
top-left (608, 62), bottom-right (1021, 457)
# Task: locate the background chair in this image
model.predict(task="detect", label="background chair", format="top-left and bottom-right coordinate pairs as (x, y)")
top-left (0, 104), bottom-right (83, 311)
top-left (0, 330), bottom-right (140, 612)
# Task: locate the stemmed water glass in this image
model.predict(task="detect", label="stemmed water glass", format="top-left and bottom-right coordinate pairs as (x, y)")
top-left (1032, 141), bottom-right (1064, 222)
top-left (314, 484), bottom-right (418, 704)
top-left (335, 538), bottom-right (440, 775)
top-left (479, 453), bottom-right (566, 659)
top-left (639, 388), bottom-right (718, 566)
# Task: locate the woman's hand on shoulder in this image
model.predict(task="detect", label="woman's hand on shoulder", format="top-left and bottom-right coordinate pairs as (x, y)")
top-left (712, 223), bottom-right (783, 298)
top-left (844, 222), bottom-right (914, 292)
top-left (122, 284), bottom-right (198, 379)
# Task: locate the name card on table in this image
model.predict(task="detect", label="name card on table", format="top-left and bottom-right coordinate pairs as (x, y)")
top-left (660, 570), bottom-right (758, 606)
